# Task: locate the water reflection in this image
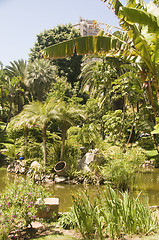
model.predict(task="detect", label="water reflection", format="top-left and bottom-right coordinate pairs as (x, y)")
top-left (0, 169), bottom-right (25, 192)
top-left (45, 183), bottom-right (103, 212)
top-left (133, 169), bottom-right (159, 206)
top-left (1, 168), bottom-right (159, 211)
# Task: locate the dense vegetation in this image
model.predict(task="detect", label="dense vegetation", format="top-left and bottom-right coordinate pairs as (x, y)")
top-left (0, 177), bottom-right (49, 239)
top-left (1, 1), bottom-right (159, 187)
top-left (0, 0), bottom-right (159, 239)
top-left (59, 186), bottom-right (158, 239)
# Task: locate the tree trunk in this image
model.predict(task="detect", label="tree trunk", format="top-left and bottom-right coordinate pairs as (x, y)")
top-left (147, 80), bottom-right (157, 118)
top-left (17, 94), bottom-right (23, 113)
top-left (140, 71), bottom-right (157, 118)
top-left (127, 105), bottom-right (135, 144)
top-left (42, 126), bottom-right (47, 165)
top-left (60, 126), bottom-right (67, 161)
top-left (24, 126), bottom-right (28, 159)
top-left (1, 94), bottom-right (13, 138)
top-left (37, 90), bottom-right (43, 102)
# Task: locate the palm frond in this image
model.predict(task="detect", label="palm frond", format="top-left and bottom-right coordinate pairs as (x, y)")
top-left (101, 0), bottom-right (123, 15)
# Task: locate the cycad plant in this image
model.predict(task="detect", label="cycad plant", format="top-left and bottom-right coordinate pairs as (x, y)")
top-left (25, 59), bottom-right (56, 102)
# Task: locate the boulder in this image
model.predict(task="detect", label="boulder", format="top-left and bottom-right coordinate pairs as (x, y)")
top-left (54, 175), bottom-right (67, 183)
top-left (77, 148), bottom-right (105, 171)
top-left (7, 160), bottom-right (26, 174)
top-left (30, 161), bottom-right (41, 171)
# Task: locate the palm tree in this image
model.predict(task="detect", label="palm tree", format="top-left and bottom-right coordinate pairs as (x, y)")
top-left (80, 56), bottom-right (101, 93)
top-left (42, 0), bottom-right (159, 118)
top-left (9, 110), bottom-right (30, 158)
top-left (25, 59), bottom-right (56, 102)
top-left (0, 75), bottom-right (23, 121)
top-left (5, 59), bottom-right (27, 112)
top-left (10, 97), bottom-right (60, 165)
top-left (80, 56), bottom-right (125, 109)
top-left (5, 59), bottom-right (26, 80)
top-left (9, 105), bottom-right (36, 145)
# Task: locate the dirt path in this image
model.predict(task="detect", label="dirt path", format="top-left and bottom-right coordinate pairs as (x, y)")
top-left (10, 221), bottom-right (82, 239)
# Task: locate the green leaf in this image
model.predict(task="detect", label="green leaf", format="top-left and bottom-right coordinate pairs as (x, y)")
top-left (102, 0), bottom-right (123, 15)
top-left (151, 124), bottom-right (159, 134)
top-left (43, 39), bottom-right (74, 58)
top-left (119, 7), bottom-right (159, 33)
top-left (151, 129), bottom-right (159, 134)
top-left (42, 36), bottom-right (121, 59)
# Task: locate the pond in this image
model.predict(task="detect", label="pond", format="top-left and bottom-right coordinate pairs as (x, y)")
top-left (1, 168), bottom-right (159, 212)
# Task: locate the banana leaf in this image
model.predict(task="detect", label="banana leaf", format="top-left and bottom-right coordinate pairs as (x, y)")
top-left (119, 7), bottom-right (159, 33)
top-left (42, 36), bottom-right (124, 59)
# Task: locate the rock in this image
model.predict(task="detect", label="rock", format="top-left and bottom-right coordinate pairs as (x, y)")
top-left (31, 221), bottom-right (43, 228)
top-left (54, 175), bottom-right (67, 183)
top-left (30, 161), bottom-right (41, 171)
top-left (142, 160), bottom-right (154, 169)
top-left (77, 148), bottom-right (105, 172)
top-left (65, 179), bottom-right (79, 184)
top-left (80, 146), bottom-right (87, 157)
top-left (7, 160), bottom-right (27, 174)
top-left (42, 175), bottom-right (54, 184)
top-left (34, 174), bottom-right (45, 182)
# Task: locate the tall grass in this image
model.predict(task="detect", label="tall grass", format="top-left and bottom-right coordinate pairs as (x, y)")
top-left (70, 186), bottom-right (158, 239)
top-left (72, 192), bottom-right (96, 239)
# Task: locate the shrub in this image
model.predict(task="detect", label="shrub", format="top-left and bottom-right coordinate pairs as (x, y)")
top-left (78, 123), bottom-right (102, 151)
top-left (25, 139), bottom-right (43, 160)
top-left (101, 146), bottom-right (146, 190)
top-left (0, 177), bottom-right (49, 239)
top-left (62, 187), bottom-right (158, 239)
top-left (58, 209), bottom-right (77, 229)
top-left (62, 139), bottom-right (81, 172)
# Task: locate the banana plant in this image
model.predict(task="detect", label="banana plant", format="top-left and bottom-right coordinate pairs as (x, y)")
top-left (42, 0), bottom-right (159, 117)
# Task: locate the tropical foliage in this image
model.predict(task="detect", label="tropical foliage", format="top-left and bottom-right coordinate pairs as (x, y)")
top-left (0, 3), bottom-right (158, 189)
top-left (25, 59), bottom-right (57, 102)
top-left (0, 177), bottom-right (49, 239)
top-left (1, 3), bottom-right (159, 239)
top-left (29, 24), bottom-right (81, 61)
top-left (59, 186), bottom-right (158, 239)
top-left (42, 0), bottom-right (159, 119)
top-left (9, 98), bottom-right (60, 165)
top-left (30, 24), bottom-right (83, 90)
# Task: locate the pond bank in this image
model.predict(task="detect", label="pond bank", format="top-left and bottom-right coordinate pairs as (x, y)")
top-left (1, 168), bottom-right (158, 239)
top-left (1, 168), bottom-right (159, 212)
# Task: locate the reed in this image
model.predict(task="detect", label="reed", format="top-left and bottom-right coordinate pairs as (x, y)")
top-left (71, 186), bottom-right (158, 239)
top-left (72, 192), bottom-right (96, 239)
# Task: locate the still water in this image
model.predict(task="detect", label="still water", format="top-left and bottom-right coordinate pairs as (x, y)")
top-left (1, 168), bottom-right (159, 212)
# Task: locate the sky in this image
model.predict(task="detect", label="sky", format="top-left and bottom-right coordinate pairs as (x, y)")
top-left (0, 0), bottom-right (122, 66)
